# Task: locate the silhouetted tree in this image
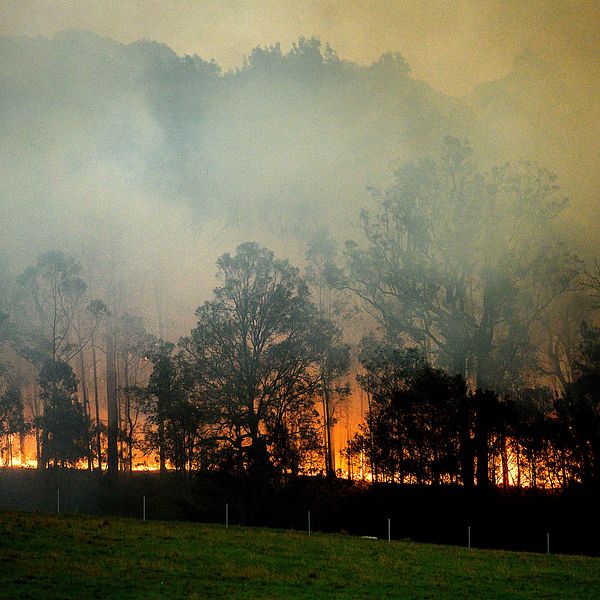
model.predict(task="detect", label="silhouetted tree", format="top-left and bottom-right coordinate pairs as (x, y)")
top-left (556, 322), bottom-right (600, 488)
top-left (181, 242), bottom-right (342, 478)
top-left (0, 383), bottom-right (28, 466)
top-left (145, 341), bottom-right (180, 475)
top-left (116, 313), bottom-right (155, 474)
top-left (38, 359), bottom-right (88, 468)
top-left (305, 230), bottom-right (351, 476)
top-left (351, 340), bottom-right (470, 484)
top-left (16, 252), bottom-right (102, 468)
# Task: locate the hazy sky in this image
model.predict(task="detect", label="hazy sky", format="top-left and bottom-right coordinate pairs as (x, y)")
top-left (1, 0), bottom-right (598, 96)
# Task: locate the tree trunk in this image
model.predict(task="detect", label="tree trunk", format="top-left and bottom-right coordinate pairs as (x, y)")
top-left (501, 434), bottom-right (509, 488)
top-left (459, 397), bottom-right (474, 488)
top-left (123, 353), bottom-right (133, 477)
top-left (19, 431), bottom-right (26, 466)
top-left (322, 378), bottom-right (335, 477)
top-left (474, 392), bottom-right (490, 489)
top-left (91, 340), bottom-right (102, 471)
top-left (76, 327), bottom-right (93, 471)
top-left (106, 331), bottom-right (119, 479)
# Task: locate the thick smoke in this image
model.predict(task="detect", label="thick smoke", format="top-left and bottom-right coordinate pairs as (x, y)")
top-left (0, 28), bottom-right (598, 338)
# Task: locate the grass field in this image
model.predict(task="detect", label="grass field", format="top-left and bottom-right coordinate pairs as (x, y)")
top-left (1, 511), bottom-right (599, 599)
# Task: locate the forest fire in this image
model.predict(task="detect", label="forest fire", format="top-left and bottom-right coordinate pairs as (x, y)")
top-left (0, 6), bottom-right (599, 590)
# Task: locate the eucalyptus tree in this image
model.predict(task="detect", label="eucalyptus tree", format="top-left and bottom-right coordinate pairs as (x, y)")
top-left (0, 281), bottom-right (27, 465)
top-left (341, 139), bottom-right (579, 486)
top-left (115, 313), bottom-right (155, 473)
top-left (556, 322), bottom-right (600, 488)
top-left (37, 358), bottom-right (88, 467)
top-left (141, 341), bottom-right (215, 476)
top-left (350, 341), bottom-right (470, 485)
top-left (343, 138), bottom-right (579, 393)
top-left (0, 370), bottom-right (28, 466)
top-left (305, 230), bottom-right (351, 476)
top-left (15, 251), bottom-right (105, 468)
top-left (181, 242), bottom-right (344, 478)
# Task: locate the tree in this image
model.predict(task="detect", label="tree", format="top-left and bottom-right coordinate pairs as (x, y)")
top-left (15, 251), bottom-right (103, 468)
top-left (305, 230), bottom-right (351, 476)
top-left (509, 386), bottom-right (556, 488)
top-left (16, 251), bottom-right (87, 364)
top-left (145, 341), bottom-right (178, 474)
top-left (556, 322), bottom-right (600, 488)
top-left (350, 340), bottom-right (469, 484)
top-left (85, 300), bottom-right (109, 471)
top-left (0, 380), bottom-right (28, 466)
top-left (38, 359), bottom-right (88, 468)
top-left (116, 313), bottom-right (155, 474)
top-left (181, 242), bottom-right (343, 478)
top-left (581, 261), bottom-right (600, 309)
top-left (342, 138), bottom-right (579, 392)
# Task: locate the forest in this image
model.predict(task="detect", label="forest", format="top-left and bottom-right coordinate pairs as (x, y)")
top-left (0, 33), bottom-right (599, 500)
top-left (1, 135), bottom-right (600, 495)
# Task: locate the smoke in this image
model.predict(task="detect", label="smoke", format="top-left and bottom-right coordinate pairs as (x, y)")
top-left (0, 4), bottom-right (597, 475)
top-left (0, 3), bottom-right (598, 338)
top-left (1, 1), bottom-right (598, 95)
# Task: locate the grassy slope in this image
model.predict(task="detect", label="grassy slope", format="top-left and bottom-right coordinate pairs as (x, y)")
top-left (0, 512), bottom-right (599, 599)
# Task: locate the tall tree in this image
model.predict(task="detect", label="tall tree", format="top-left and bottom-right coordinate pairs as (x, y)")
top-left (146, 341), bottom-right (177, 474)
top-left (305, 230), bottom-right (351, 476)
top-left (342, 138), bottom-right (579, 394)
top-left (106, 328), bottom-right (118, 478)
top-left (143, 341), bottom-right (213, 476)
top-left (38, 359), bottom-right (87, 468)
top-left (15, 251), bottom-right (100, 468)
top-left (116, 313), bottom-right (155, 474)
top-left (0, 374), bottom-right (28, 466)
top-left (181, 242), bottom-right (342, 478)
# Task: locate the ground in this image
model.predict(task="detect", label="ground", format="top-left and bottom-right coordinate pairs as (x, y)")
top-left (0, 511), bottom-right (599, 599)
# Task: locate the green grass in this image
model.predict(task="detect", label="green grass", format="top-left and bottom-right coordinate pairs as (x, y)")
top-left (0, 512), bottom-right (599, 599)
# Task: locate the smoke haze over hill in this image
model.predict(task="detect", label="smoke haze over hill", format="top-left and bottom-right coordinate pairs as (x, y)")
top-left (0, 24), bottom-right (597, 336)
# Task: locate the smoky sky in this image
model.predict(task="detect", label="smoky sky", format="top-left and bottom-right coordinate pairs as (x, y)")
top-left (1, 0), bottom-right (598, 96)
top-left (0, 0), bottom-right (598, 339)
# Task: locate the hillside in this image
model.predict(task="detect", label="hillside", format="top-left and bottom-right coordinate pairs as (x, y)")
top-left (1, 511), bottom-right (599, 598)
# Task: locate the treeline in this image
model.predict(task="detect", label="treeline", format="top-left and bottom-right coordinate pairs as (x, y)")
top-left (0, 243), bottom-right (349, 479)
top-left (1, 138), bottom-right (600, 490)
top-left (347, 335), bottom-right (600, 489)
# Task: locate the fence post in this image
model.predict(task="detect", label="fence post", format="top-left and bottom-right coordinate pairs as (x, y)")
top-left (388, 518), bottom-right (391, 543)
top-left (143, 496), bottom-right (146, 522)
top-left (308, 511), bottom-right (311, 536)
top-left (468, 525), bottom-right (471, 549)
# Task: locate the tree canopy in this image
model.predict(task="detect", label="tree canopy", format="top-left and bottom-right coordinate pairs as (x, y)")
top-left (181, 242), bottom-right (346, 477)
